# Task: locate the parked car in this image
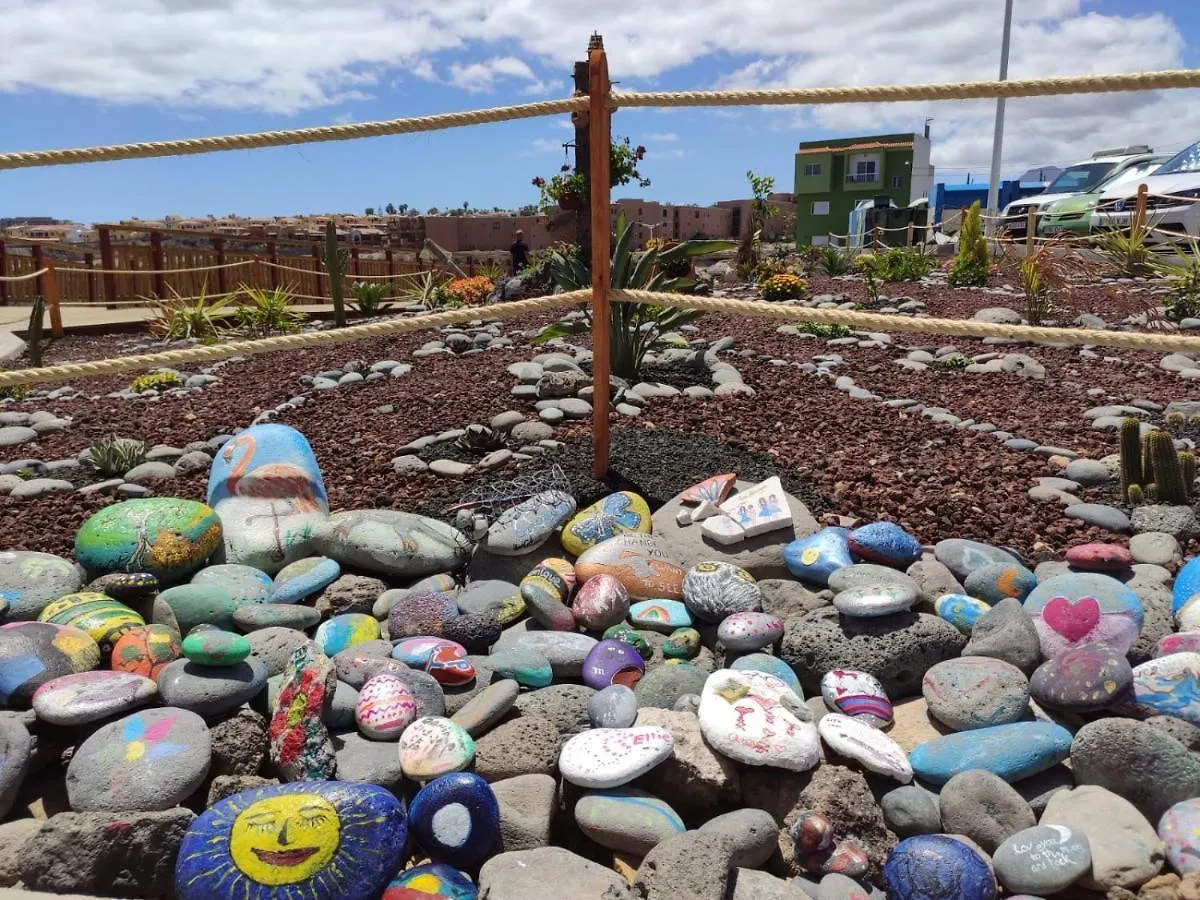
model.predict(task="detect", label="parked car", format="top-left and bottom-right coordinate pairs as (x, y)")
top-left (1037, 155), bottom-right (1169, 238)
top-left (1092, 139), bottom-right (1200, 244)
top-left (1001, 146), bottom-right (1158, 238)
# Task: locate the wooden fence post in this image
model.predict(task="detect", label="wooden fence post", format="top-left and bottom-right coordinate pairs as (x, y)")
top-left (31, 244), bottom-right (43, 296)
top-left (872, 226), bottom-right (882, 249)
top-left (84, 252), bottom-right (96, 303)
top-left (905, 222), bottom-right (914, 247)
top-left (350, 247), bottom-right (360, 280)
top-left (1026, 208), bottom-right (1036, 254)
top-left (311, 246), bottom-right (325, 298)
top-left (213, 236), bottom-right (227, 295)
top-left (0, 240), bottom-right (7, 307)
top-left (267, 242), bottom-right (279, 289)
top-left (386, 249), bottom-right (394, 279)
top-left (43, 261), bottom-right (63, 338)
top-left (150, 230), bottom-right (166, 298)
top-left (98, 226), bottom-right (117, 306)
top-left (588, 34), bottom-right (612, 479)
top-left (1135, 183), bottom-right (1148, 232)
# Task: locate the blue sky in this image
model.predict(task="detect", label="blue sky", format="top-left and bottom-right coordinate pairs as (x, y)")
top-left (2, 0), bottom-right (1200, 223)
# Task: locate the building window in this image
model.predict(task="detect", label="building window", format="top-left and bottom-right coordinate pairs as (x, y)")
top-left (810, 201), bottom-right (830, 216)
top-left (803, 163), bottom-right (822, 177)
top-left (891, 175), bottom-right (903, 189)
top-left (847, 155), bottom-right (879, 183)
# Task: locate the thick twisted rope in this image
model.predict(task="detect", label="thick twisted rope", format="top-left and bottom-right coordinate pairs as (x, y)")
top-left (56, 260), bottom-right (254, 275)
top-left (0, 268), bottom-right (49, 282)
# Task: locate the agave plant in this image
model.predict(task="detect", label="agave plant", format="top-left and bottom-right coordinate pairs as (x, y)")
top-left (89, 435), bottom-right (147, 477)
top-left (456, 424), bottom-right (504, 454)
top-left (349, 281), bottom-right (394, 316)
top-left (147, 284), bottom-right (228, 344)
top-left (532, 213), bottom-right (735, 379)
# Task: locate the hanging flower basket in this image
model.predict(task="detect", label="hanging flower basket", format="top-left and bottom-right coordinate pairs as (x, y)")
top-left (558, 193), bottom-right (584, 211)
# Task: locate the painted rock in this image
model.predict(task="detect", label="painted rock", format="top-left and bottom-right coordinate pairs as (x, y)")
top-left (268, 643), bottom-right (336, 781)
top-left (962, 562), bottom-right (1037, 605)
top-left (1065, 541), bottom-right (1134, 571)
top-left (993, 824), bottom-right (1092, 895)
top-left (408, 772), bottom-right (499, 871)
top-left (682, 561), bottom-right (762, 623)
top-left (1024, 573), bottom-right (1144, 658)
top-left (847, 521), bottom-right (922, 569)
top-left (0, 621), bottom-right (99, 706)
top-left (158, 583), bottom-right (242, 633)
top-left (701, 514), bottom-right (745, 545)
top-left (662, 627), bottom-right (701, 660)
top-left (575, 787), bottom-right (685, 856)
top-left (603, 624), bottom-right (653, 659)
top-left (0, 551), bottom-right (84, 620)
top-left (910, 721), bottom-right (1073, 785)
top-left (75, 498), bottom-right (222, 584)
top-left (393, 637), bottom-right (475, 686)
top-left (575, 535), bottom-right (686, 601)
top-left (388, 587), bottom-right (460, 640)
top-left (1158, 632), bottom-right (1200, 657)
top-left (1030, 641), bottom-right (1132, 712)
top-left (38, 592), bottom-right (145, 655)
top-left (561, 491), bottom-right (651, 557)
top-left (719, 476), bottom-right (792, 537)
top-left (399, 717), bottom-right (476, 781)
top-left (383, 863), bottom-right (477, 899)
top-left (1180, 596), bottom-right (1200, 632)
top-left (234, 603), bottom-right (322, 633)
top-left (313, 509), bottom-right (470, 580)
top-left (484, 490), bottom-right (576, 557)
top-left (789, 811), bottom-right (835, 855)
top-left (820, 669), bottom-right (892, 726)
top-left (193, 564), bottom-right (272, 605)
top-left (581, 638), bottom-right (646, 690)
top-left (207, 425), bottom-right (329, 573)
top-left (485, 648), bottom-right (553, 689)
top-left (681, 473), bottom-right (737, 506)
top-left (519, 558), bottom-right (577, 631)
top-left (628, 599), bottom-right (692, 633)
top-left (315, 613), bottom-right (381, 656)
top-left (1117, 653), bottom-right (1200, 724)
top-left (883, 834), bottom-right (997, 900)
top-left (818, 712), bottom-right (911, 782)
top-left (833, 583), bottom-right (917, 618)
top-left (934, 593), bottom-right (991, 634)
top-left (558, 726), bottom-right (674, 789)
top-left (158, 657), bottom-right (269, 716)
top-left (782, 527), bottom-right (852, 587)
top-left (111, 624), bottom-right (182, 681)
top-left (717, 611), bottom-right (784, 652)
top-left (1177, 556), bottom-right (1200, 613)
top-left (175, 781), bottom-right (407, 900)
top-left (355, 674), bottom-right (417, 740)
top-left (922, 657), bottom-right (1030, 731)
top-left (797, 840), bottom-right (870, 878)
top-left (98, 572), bottom-right (160, 604)
top-left (269, 557), bottom-right (341, 604)
top-left (934, 538), bottom-right (1022, 582)
top-left (570, 574), bottom-right (630, 631)
top-left (182, 629), bottom-right (251, 666)
top-left (698, 668), bottom-right (819, 772)
top-left (453, 580), bottom-right (520, 624)
top-left (732, 653), bottom-right (802, 694)
top-left (32, 669), bottom-right (157, 726)
top-left (1160, 797), bottom-right (1200, 875)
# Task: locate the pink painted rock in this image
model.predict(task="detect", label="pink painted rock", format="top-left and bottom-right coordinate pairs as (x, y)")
top-left (570, 574), bottom-right (630, 631)
top-left (392, 637), bottom-right (475, 686)
top-left (354, 673), bottom-right (417, 739)
top-left (1157, 632), bottom-right (1200, 657)
top-left (681, 473), bottom-right (737, 506)
top-left (1065, 542), bottom-right (1134, 572)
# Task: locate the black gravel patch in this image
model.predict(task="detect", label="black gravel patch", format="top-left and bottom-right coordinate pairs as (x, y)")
top-left (579, 357), bottom-right (713, 391)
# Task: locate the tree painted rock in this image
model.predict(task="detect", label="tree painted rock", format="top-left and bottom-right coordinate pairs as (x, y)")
top-left (561, 492), bottom-right (652, 557)
top-left (962, 562), bottom-right (1037, 605)
top-left (111, 624), bottom-right (182, 681)
top-left (0, 550), bottom-right (84, 620)
top-left (392, 637), bottom-right (475, 686)
top-left (383, 863), bottom-right (477, 899)
top-left (175, 781), bottom-right (407, 900)
top-left (820, 669), bottom-right (892, 726)
top-left (719, 476), bottom-right (792, 537)
top-left (399, 717), bottom-right (476, 781)
top-left (313, 510), bottom-right (470, 580)
top-left (1024, 573), bottom-right (1144, 658)
top-left (682, 561), bottom-right (762, 622)
top-left (627, 599), bottom-right (692, 633)
top-left (717, 611), bottom-right (784, 652)
top-left (570, 574), bottom-right (630, 631)
top-left (1029, 641), bottom-right (1133, 712)
top-left (519, 558), bottom-right (578, 631)
top-left (1064, 542), bottom-right (1134, 572)
top-left (75, 499), bottom-right (222, 584)
top-left (680, 473), bottom-right (737, 506)
top-left (698, 668), bottom-right (819, 772)
top-left (355, 674), bottom-right (417, 740)
top-left (268, 643), bottom-right (336, 781)
top-left (934, 593), bottom-right (991, 634)
top-left (483, 490), bottom-right (576, 557)
top-left (558, 726), bottom-right (674, 789)
top-left (37, 592), bottom-right (145, 656)
top-left (32, 669), bottom-right (157, 726)
top-left (783, 527), bottom-right (852, 587)
top-left (818, 712), bottom-right (912, 782)
top-left (883, 834), bottom-right (997, 900)
top-left (847, 521), bottom-right (923, 569)
top-left (1115, 652), bottom-right (1200, 725)
top-left (0, 621), bottom-right (99, 706)
top-left (576, 535), bottom-right (686, 601)
top-left (732, 652), bottom-right (802, 694)
top-left (582, 638), bottom-right (646, 690)
top-left (315, 613), bottom-right (382, 657)
top-left (909, 721), bottom-right (1073, 785)
top-left (408, 772), bottom-right (499, 871)
top-left (662, 627), bottom-right (702, 660)
top-left (269, 557), bottom-right (341, 604)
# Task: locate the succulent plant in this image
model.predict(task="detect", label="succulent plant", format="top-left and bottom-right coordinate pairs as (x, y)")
top-left (321, 220), bottom-right (348, 329)
top-left (1147, 483), bottom-right (1160, 502)
top-left (130, 370), bottom-right (183, 393)
top-left (1166, 411), bottom-right (1187, 435)
top-left (1119, 417), bottom-right (1142, 495)
top-left (1148, 430), bottom-right (1189, 506)
top-left (27, 295), bottom-right (45, 368)
top-left (455, 424), bottom-right (504, 455)
top-left (1182, 451), bottom-right (1197, 495)
top-left (1127, 484), bottom-right (1144, 505)
top-left (89, 435), bottom-right (148, 477)
top-left (1142, 432), bottom-right (1156, 488)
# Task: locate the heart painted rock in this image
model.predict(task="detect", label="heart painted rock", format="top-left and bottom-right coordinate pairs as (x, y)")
top-left (570, 574), bottom-right (630, 631)
top-left (392, 637), bottom-right (475, 686)
top-left (680, 473), bottom-right (737, 506)
top-left (560, 491), bottom-right (651, 557)
top-left (698, 668), bottom-right (819, 773)
top-left (581, 639), bottom-right (646, 690)
top-left (558, 726), bottom-right (674, 789)
top-left (820, 669), bottom-right (892, 726)
top-left (1042, 596), bottom-right (1100, 642)
top-left (354, 674), bottom-right (417, 740)
top-left (575, 535), bottom-right (686, 601)
top-left (408, 772), bottom-right (499, 872)
top-left (782, 527), bottom-right (852, 587)
top-left (847, 521), bottom-right (923, 569)
top-left (1024, 573), bottom-right (1143, 658)
top-left (817, 712), bottom-right (912, 782)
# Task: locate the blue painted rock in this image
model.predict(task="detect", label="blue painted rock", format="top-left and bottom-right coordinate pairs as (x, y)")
top-left (909, 721), bottom-right (1073, 785)
top-left (1029, 641), bottom-right (1132, 712)
top-left (820, 668), bottom-right (893, 726)
top-left (680, 473), bottom-right (736, 505)
top-left (182, 629), bottom-right (251, 666)
top-left (32, 669), bottom-right (157, 726)
top-left (111, 624), bottom-right (183, 681)
top-left (0, 621), bottom-right (99, 706)
top-left (37, 592), bottom-right (144, 655)
top-left (1160, 797), bottom-right (1200, 875)
top-left (922, 657), bottom-right (1030, 731)
top-left (75, 499), bottom-right (222, 584)
top-left (662, 627), bottom-right (701, 660)
top-left (783, 527), bottom-right (852, 587)
top-left (269, 557), bottom-right (341, 604)
top-left (833, 583), bottom-right (917, 617)
top-left (582, 638), bottom-right (646, 690)
top-left (519, 558), bottom-right (578, 631)
top-left (1065, 541), bottom-right (1133, 571)
top-left (1158, 632), bottom-right (1200, 657)
top-left (883, 834), bottom-right (997, 900)
top-left (682, 561), bottom-right (761, 622)
top-left (207, 425), bottom-right (329, 573)
top-left (409, 772), bottom-right (499, 871)
top-left (192, 564), bottom-right (272, 605)
top-left (0, 550), bottom-right (84, 620)
top-left (175, 780), bottom-right (407, 900)
top-left (934, 538), bottom-right (1022, 581)
top-left (399, 717), bottom-right (476, 781)
top-left (392, 637), bottom-right (475, 686)
top-left (992, 824), bottom-right (1091, 895)
top-left (558, 726), bottom-right (675, 789)
top-left (575, 535), bottom-right (686, 601)
top-left (316, 614), bottom-right (381, 656)
top-left (847, 521), bottom-right (923, 569)
top-left (485, 648), bottom-right (553, 688)
top-left (962, 562), bottom-right (1037, 605)
top-left (268, 643), bottom-right (336, 781)
top-left (731, 653), bottom-right (801, 694)
top-left (717, 611), bottom-right (784, 652)
top-left (570, 574), bottom-right (630, 631)
top-left (158, 584), bottom-right (242, 633)
top-left (382, 863), bottom-right (477, 899)
top-left (313, 510), bottom-right (470, 580)
top-left (483, 490), bottom-right (576, 557)
top-left (1024, 573), bottom-right (1143, 658)
top-left (561, 491), bottom-right (652, 557)
top-left (355, 674), bottom-right (417, 740)
top-left (575, 787), bottom-right (685, 856)
top-left (388, 587), bottom-right (460, 640)
top-left (934, 593), bottom-right (991, 634)
top-left (1177, 556), bottom-right (1200, 613)
top-left (628, 599), bottom-right (692, 633)
top-left (1117, 653), bottom-right (1200, 724)
top-left (234, 603), bottom-right (322, 633)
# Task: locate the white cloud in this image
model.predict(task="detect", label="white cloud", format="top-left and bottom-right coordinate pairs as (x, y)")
top-left (527, 136), bottom-right (567, 153)
top-left (446, 56), bottom-right (541, 93)
top-left (646, 132), bottom-right (678, 142)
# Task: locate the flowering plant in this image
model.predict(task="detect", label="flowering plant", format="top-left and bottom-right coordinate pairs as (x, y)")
top-left (532, 137), bottom-right (650, 212)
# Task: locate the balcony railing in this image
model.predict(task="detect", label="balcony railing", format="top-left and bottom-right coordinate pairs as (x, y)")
top-left (846, 172), bottom-right (879, 183)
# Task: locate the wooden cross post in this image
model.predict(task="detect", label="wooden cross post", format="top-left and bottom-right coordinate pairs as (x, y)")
top-left (588, 35), bottom-right (612, 479)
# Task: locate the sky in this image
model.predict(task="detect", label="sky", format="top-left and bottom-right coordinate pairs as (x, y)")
top-left (2, 0), bottom-right (1200, 223)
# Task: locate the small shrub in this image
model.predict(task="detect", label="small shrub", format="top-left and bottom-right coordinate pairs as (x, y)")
top-left (819, 245), bottom-right (850, 275)
top-left (872, 247), bottom-right (938, 282)
top-left (349, 281), bottom-right (394, 317)
top-left (148, 284), bottom-right (227, 344)
top-left (797, 322), bottom-right (852, 339)
top-left (1017, 242), bottom-right (1091, 326)
top-left (1159, 238), bottom-right (1200, 321)
top-left (760, 273), bottom-right (808, 301)
top-left (89, 435), bottom-right (147, 477)
top-left (798, 244), bottom-right (825, 275)
top-left (130, 371), bottom-right (182, 393)
top-left (854, 253), bottom-right (881, 304)
top-left (1094, 219), bottom-right (1157, 278)
top-left (0, 385), bottom-right (29, 401)
top-left (234, 284), bottom-right (305, 335)
top-left (938, 353), bottom-right (970, 369)
top-left (444, 276), bottom-right (495, 306)
top-left (947, 202), bottom-right (990, 287)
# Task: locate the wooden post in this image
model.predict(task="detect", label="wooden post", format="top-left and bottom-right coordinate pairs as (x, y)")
top-left (267, 242), bottom-right (278, 289)
top-left (351, 247), bottom-right (360, 279)
top-left (1135, 183), bottom-right (1148, 232)
top-left (311, 246), bottom-right (325, 298)
top-left (906, 222), bottom-right (915, 248)
top-left (0, 240), bottom-right (7, 306)
top-left (386, 249), bottom-right (394, 278)
top-left (1026, 207), bottom-right (1036, 254)
top-left (574, 58), bottom-right (592, 265)
top-left (43, 261), bottom-right (63, 338)
top-left (150, 230), bottom-right (166, 298)
top-left (98, 226), bottom-right (117, 306)
top-left (84, 252), bottom-right (96, 303)
top-left (213, 236), bottom-right (227, 294)
top-left (872, 226), bottom-right (882, 249)
top-left (31, 244), bottom-right (44, 296)
top-left (588, 34), bottom-right (612, 479)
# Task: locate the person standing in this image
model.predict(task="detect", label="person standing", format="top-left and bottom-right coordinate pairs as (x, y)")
top-left (510, 230), bottom-right (529, 274)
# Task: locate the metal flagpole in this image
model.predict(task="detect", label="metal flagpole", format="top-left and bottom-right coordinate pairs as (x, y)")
top-left (985, 0), bottom-right (1015, 233)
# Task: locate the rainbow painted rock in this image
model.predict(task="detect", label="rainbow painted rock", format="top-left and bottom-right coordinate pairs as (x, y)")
top-left (175, 780), bottom-right (408, 900)
top-left (0, 621), bottom-right (100, 706)
top-left (1024, 573), bottom-right (1144, 658)
top-left (0, 550), bottom-right (85, 620)
top-left (820, 668), bottom-right (893, 726)
top-left (383, 863), bottom-right (477, 899)
top-left (408, 772), bottom-right (499, 872)
top-left (582, 639), bottom-right (646, 690)
top-left (1064, 542), bottom-right (1134, 572)
top-left (717, 611), bottom-right (784, 652)
top-left (575, 535), bottom-right (686, 601)
top-left (570, 574), bottom-right (630, 631)
top-left (355, 673), bottom-right (417, 740)
top-left (32, 669), bottom-right (158, 726)
top-left (74, 499), bottom-right (222, 584)
top-left (680, 473), bottom-right (737, 506)
top-left (37, 592), bottom-right (145, 655)
top-left (315, 613), bottom-right (381, 656)
top-left (182, 629), bottom-right (252, 666)
top-left (847, 521), bottom-right (923, 569)
top-left (561, 492), bottom-right (652, 557)
top-left (111, 625), bottom-right (182, 681)
top-left (392, 637), bottom-right (475, 686)
top-left (268, 643), bottom-right (336, 781)
top-left (519, 559), bottom-right (577, 631)
top-left (627, 599), bottom-right (692, 633)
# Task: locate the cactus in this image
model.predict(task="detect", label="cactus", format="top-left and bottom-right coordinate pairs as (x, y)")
top-left (27, 295), bottom-right (45, 367)
top-left (1143, 432), bottom-right (1156, 487)
top-left (1149, 431), bottom-right (1189, 505)
top-left (1127, 484), bottom-right (1144, 505)
top-left (321, 220), bottom-right (348, 329)
top-left (1182, 451), bottom-right (1196, 499)
top-left (1147, 483), bottom-right (1159, 502)
top-left (1119, 417), bottom-right (1142, 494)
top-left (1167, 411), bottom-right (1187, 435)
top-left (1189, 413), bottom-right (1200, 438)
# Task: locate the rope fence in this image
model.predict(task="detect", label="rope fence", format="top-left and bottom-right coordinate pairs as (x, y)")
top-left (0, 268), bottom-right (48, 283)
top-left (54, 260), bottom-right (255, 276)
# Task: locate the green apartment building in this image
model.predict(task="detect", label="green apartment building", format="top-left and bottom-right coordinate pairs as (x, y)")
top-left (794, 132), bottom-right (934, 246)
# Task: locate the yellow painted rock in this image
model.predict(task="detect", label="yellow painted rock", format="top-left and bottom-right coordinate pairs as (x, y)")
top-left (38, 592), bottom-right (145, 655)
top-left (561, 492), bottom-right (652, 557)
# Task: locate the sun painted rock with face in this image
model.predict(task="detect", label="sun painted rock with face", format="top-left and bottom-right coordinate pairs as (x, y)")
top-left (175, 780), bottom-right (407, 900)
